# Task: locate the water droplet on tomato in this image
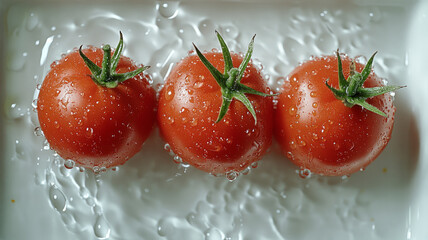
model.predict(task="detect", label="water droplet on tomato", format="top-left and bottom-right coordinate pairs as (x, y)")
top-left (310, 91), bottom-right (317, 98)
top-left (64, 159), bottom-right (75, 169)
top-left (226, 171), bottom-right (238, 182)
top-left (312, 102), bottom-right (318, 108)
top-left (251, 162), bottom-right (258, 168)
top-left (288, 106), bottom-right (296, 115)
top-left (312, 133), bottom-right (319, 140)
top-left (85, 127), bottom-right (93, 138)
top-left (164, 143), bottom-right (171, 152)
top-left (286, 152), bottom-right (294, 160)
top-left (190, 118), bottom-right (198, 126)
top-left (173, 155), bottom-right (182, 164)
top-left (333, 142), bottom-right (340, 150)
top-left (167, 116), bottom-right (175, 124)
top-left (34, 127), bottom-right (44, 136)
top-left (298, 168), bottom-right (312, 179)
top-left (289, 140), bottom-right (297, 150)
top-left (193, 80), bottom-right (204, 89)
top-left (164, 85), bottom-right (175, 102)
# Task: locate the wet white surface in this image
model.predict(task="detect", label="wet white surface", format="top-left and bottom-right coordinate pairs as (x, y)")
top-left (0, 0), bottom-right (425, 239)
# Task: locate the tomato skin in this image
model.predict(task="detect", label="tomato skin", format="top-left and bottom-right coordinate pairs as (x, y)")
top-left (37, 47), bottom-right (156, 168)
top-left (158, 52), bottom-right (273, 174)
top-left (275, 55), bottom-right (395, 176)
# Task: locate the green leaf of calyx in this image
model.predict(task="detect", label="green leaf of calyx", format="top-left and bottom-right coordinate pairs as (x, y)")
top-left (79, 31), bottom-right (150, 88)
top-left (327, 50), bottom-right (404, 117)
top-left (194, 31), bottom-right (275, 125)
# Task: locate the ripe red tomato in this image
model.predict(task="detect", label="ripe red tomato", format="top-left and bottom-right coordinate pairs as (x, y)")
top-left (37, 34), bottom-right (156, 169)
top-left (275, 52), bottom-right (400, 176)
top-left (158, 33), bottom-right (273, 175)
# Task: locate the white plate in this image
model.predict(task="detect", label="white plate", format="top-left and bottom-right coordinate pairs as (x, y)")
top-left (1, 0), bottom-right (426, 239)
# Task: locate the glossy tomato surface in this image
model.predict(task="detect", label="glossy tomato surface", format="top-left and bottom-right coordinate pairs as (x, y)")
top-left (158, 52), bottom-right (273, 174)
top-left (37, 47), bottom-right (156, 169)
top-left (275, 55), bottom-right (396, 176)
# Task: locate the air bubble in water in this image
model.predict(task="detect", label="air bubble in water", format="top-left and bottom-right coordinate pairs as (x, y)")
top-left (94, 215), bottom-right (111, 239)
top-left (157, 1), bottom-right (179, 19)
top-left (33, 127), bottom-right (43, 137)
top-left (49, 185), bottom-right (67, 212)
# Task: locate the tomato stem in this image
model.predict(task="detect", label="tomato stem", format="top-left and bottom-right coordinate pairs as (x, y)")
top-left (79, 31), bottom-right (150, 88)
top-left (325, 50), bottom-right (404, 117)
top-left (193, 31), bottom-right (275, 124)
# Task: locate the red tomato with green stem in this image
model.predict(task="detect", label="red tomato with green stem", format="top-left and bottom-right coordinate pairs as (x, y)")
top-left (275, 51), bottom-right (403, 176)
top-left (158, 31), bottom-right (274, 175)
top-left (37, 32), bottom-right (156, 169)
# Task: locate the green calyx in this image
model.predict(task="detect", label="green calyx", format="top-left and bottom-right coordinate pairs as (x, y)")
top-left (325, 50), bottom-right (404, 117)
top-left (193, 31), bottom-right (275, 125)
top-left (79, 31), bottom-right (149, 88)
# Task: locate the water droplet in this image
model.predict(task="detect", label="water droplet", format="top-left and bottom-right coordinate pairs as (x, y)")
top-left (157, 217), bottom-right (175, 237)
top-left (198, 19), bottom-right (215, 36)
top-left (289, 140), bottom-right (297, 150)
top-left (173, 155), bottom-right (182, 164)
top-left (64, 159), bottom-right (75, 169)
top-left (167, 116), bottom-right (175, 124)
top-left (315, 32), bottom-right (337, 54)
top-left (190, 118), bottom-right (198, 127)
top-left (193, 80), bottom-right (204, 89)
top-left (26, 13), bottom-right (39, 31)
top-left (85, 127), bottom-right (94, 138)
top-left (158, 1), bottom-right (179, 19)
top-left (205, 227), bottom-right (225, 240)
top-left (298, 168), bottom-right (312, 179)
top-left (251, 161), bottom-right (258, 168)
top-left (94, 215), bottom-right (111, 239)
top-left (286, 152), bottom-right (294, 160)
top-left (226, 171), bottom-right (238, 182)
top-left (164, 143), bottom-right (171, 152)
top-left (93, 166), bottom-right (100, 174)
top-left (34, 127), bottom-right (44, 136)
top-left (288, 107), bottom-right (297, 115)
top-left (49, 185), bottom-right (67, 212)
top-left (220, 25), bottom-right (239, 39)
top-left (177, 23), bottom-right (197, 42)
top-left (164, 84), bottom-right (175, 102)
top-left (333, 142), bottom-right (340, 150)
top-left (6, 103), bottom-right (26, 119)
